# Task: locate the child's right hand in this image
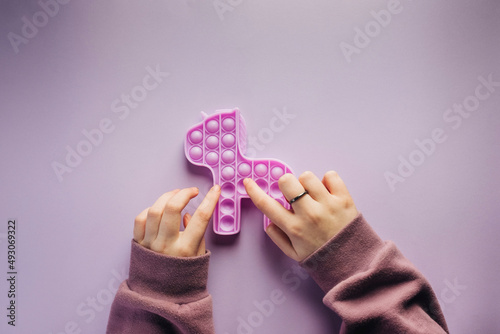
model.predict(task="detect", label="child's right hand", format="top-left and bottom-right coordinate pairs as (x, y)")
top-left (244, 171), bottom-right (358, 262)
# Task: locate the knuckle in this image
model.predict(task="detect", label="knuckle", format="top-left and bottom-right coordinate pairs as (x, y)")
top-left (134, 207), bottom-right (149, 224)
top-left (299, 170), bottom-right (314, 182)
top-left (278, 173), bottom-right (294, 187)
top-left (147, 208), bottom-right (163, 219)
top-left (342, 196), bottom-right (355, 209)
top-left (197, 210), bottom-right (212, 222)
top-left (164, 201), bottom-right (181, 214)
top-left (326, 200), bottom-right (338, 214)
top-left (304, 208), bottom-right (320, 221)
top-left (140, 239), bottom-right (151, 249)
top-left (166, 190), bottom-right (178, 196)
top-left (288, 222), bottom-right (304, 237)
top-left (332, 195), bottom-right (354, 211)
top-left (150, 240), bottom-right (165, 253)
top-left (134, 215), bottom-right (146, 226)
top-left (177, 245), bottom-right (193, 257)
top-left (257, 199), bottom-right (273, 215)
top-left (325, 170), bottom-right (339, 179)
top-left (253, 195), bottom-right (267, 209)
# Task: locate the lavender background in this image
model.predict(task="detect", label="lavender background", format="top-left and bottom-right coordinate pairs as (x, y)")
top-left (1, 1), bottom-right (499, 333)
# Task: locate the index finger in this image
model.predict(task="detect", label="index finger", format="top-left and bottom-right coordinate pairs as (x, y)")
top-left (243, 178), bottom-right (292, 231)
top-left (183, 184), bottom-right (221, 249)
top-left (143, 189), bottom-right (181, 245)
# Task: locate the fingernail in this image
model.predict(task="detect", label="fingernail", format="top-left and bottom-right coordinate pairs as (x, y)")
top-left (243, 178), bottom-right (250, 185)
top-left (212, 184), bottom-right (220, 192)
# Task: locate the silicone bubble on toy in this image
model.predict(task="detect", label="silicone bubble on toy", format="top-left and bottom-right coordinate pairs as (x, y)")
top-left (185, 108), bottom-right (293, 235)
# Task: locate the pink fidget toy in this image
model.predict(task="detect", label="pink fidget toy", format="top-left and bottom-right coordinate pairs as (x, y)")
top-left (185, 108), bottom-right (293, 235)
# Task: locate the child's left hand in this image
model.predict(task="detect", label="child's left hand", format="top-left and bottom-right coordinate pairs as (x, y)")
top-left (133, 185), bottom-right (221, 257)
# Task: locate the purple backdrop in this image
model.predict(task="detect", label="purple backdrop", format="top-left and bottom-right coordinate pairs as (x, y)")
top-left (1, 1), bottom-right (499, 333)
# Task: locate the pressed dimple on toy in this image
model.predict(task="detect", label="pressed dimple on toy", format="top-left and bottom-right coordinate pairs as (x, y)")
top-left (185, 108), bottom-right (293, 235)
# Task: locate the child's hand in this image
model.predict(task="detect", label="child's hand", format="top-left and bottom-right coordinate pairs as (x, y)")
top-left (133, 185), bottom-right (221, 257)
top-left (244, 171), bottom-right (358, 261)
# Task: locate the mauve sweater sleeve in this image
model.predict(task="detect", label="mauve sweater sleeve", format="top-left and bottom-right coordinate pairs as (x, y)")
top-left (299, 214), bottom-right (449, 334)
top-left (106, 240), bottom-right (215, 334)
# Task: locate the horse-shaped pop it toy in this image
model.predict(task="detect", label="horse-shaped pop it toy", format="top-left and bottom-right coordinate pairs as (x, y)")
top-left (185, 108), bottom-right (293, 235)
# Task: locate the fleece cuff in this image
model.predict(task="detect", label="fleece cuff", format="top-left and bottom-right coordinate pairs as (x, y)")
top-left (127, 240), bottom-right (211, 304)
top-left (299, 213), bottom-right (385, 293)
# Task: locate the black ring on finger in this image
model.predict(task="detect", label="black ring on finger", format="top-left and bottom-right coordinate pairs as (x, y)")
top-left (288, 190), bottom-right (308, 204)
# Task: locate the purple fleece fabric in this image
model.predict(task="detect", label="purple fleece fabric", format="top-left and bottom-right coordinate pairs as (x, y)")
top-left (106, 243), bottom-right (214, 333)
top-left (300, 214), bottom-right (449, 334)
top-left (106, 214), bottom-right (448, 333)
